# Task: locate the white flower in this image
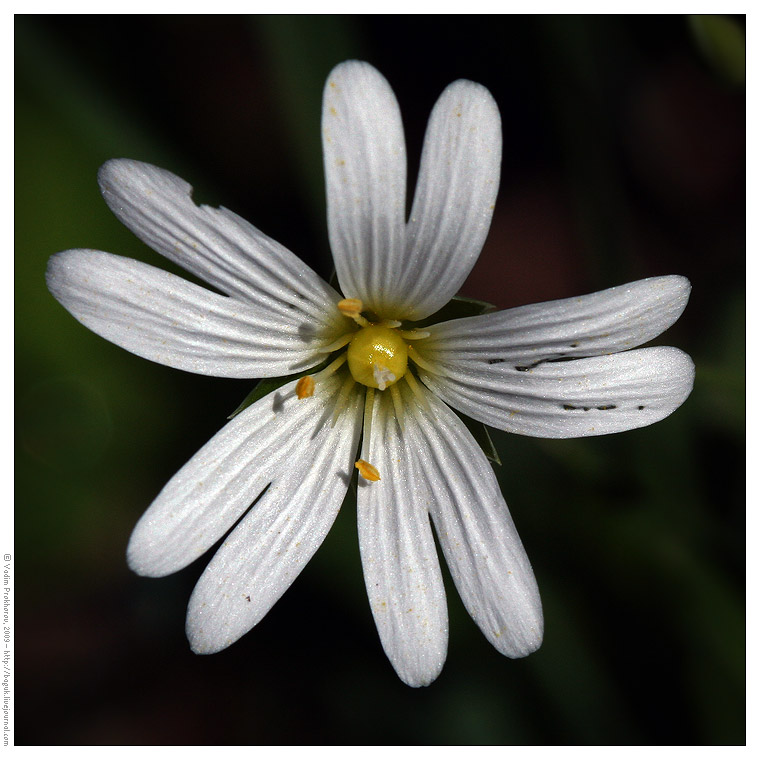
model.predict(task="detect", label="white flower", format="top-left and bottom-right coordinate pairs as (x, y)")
top-left (46, 60), bottom-right (695, 687)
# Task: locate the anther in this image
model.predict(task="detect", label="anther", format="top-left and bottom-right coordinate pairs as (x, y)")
top-left (338, 297), bottom-right (362, 316)
top-left (296, 376), bottom-right (315, 399)
top-left (338, 298), bottom-right (369, 326)
top-left (355, 459), bottom-right (381, 481)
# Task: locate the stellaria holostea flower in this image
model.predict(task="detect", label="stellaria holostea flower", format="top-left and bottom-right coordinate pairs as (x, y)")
top-left (46, 60), bottom-right (695, 686)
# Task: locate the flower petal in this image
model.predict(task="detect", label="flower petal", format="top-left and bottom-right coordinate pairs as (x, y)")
top-left (421, 276), bottom-right (691, 362)
top-left (419, 346), bottom-right (695, 438)
top-left (402, 380), bottom-right (543, 658)
top-left (399, 80), bottom-right (502, 320)
top-left (98, 159), bottom-right (343, 334)
top-left (185, 378), bottom-right (364, 655)
top-left (128, 374), bottom-right (355, 577)
top-left (322, 61), bottom-right (407, 318)
top-left (357, 388), bottom-right (448, 687)
top-left (47, 249), bottom-right (332, 378)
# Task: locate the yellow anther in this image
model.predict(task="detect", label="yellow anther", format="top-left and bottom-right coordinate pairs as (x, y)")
top-left (337, 298), bottom-right (369, 326)
top-left (355, 459), bottom-right (381, 481)
top-left (296, 376), bottom-right (315, 399)
top-left (347, 325), bottom-right (408, 390)
top-left (338, 297), bottom-right (363, 316)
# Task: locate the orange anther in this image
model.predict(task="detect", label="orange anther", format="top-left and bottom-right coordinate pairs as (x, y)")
top-left (338, 298), bottom-right (363, 317)
top-left (355, 459), bottom-right (381, 482)
top-left (296, 376), bottom-right (315, 399)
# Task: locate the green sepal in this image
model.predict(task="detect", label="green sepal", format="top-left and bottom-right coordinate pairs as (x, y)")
top-left (460, 413), bottom-right (502, 467)
top-left (227, 359), bottom-right (329, 419)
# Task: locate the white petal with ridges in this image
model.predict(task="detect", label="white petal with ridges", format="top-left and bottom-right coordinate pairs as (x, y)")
top-left (419, 346), bottom-right (695, 438)
top-left (98, 159), bottom-right (344, 334)
top-left (421, 276), bottom-right (691, 362)
top-left (185, 378), bottom-right (363, 655)
top-left (402, 381), bottom-right (543, 658)
top-left (322, 61), bottom-right (407, 318)
top-left (400, 80), bottom-right (502, 320)
top-left (357, 389), bottom-right (448, 687)
top-left (47, 249), bottom-right (334, 378)
top-left (127, 374), bottom-right (357, 577)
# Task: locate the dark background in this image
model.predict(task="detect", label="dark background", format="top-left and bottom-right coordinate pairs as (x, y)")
top-left (15, 15), bottom-right (744, 744)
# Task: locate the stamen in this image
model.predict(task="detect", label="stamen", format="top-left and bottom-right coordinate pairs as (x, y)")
top-left (363, 387), bottom-right (375, 451)
top-left (337, 298), bottom-right (369, 327)
top-left (378, 319), bottom-right (402, 329)
top-left (355, 459), bottom-right (381, 481)
top-left (389, 383), bottom-right (404, 430)
top-left (295, 376), bottom-right (315, 399)
top-left (331, 373), bottom-right (358, 427)
top-left (407, 344), bottom-right (447, 376)
top-left (337, 297), bottom-right (362, 316)
top-left (357, 390), bottom-right (380, 479)
top-left (317, 332), bottom-right (355, 354)
top-left (398, 329), bottom-right (431, 340)
top-left (314, 352), bottom-right (348, 379)
top-left (403, 371), bottom-right (432, 414)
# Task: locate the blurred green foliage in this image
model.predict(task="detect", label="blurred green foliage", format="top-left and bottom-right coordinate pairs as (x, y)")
top-left (15, 15), bottom-right (744, 745)
top-left (688, 15), bottom-right (746, 86)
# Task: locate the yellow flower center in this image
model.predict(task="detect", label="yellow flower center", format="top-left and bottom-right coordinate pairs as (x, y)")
top-left (346, 325), bottom-right (408, 390)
